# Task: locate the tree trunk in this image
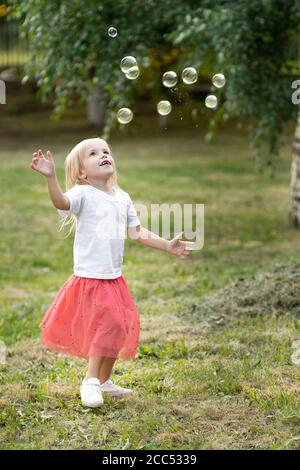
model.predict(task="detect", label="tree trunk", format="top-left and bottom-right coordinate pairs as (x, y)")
top-left (0, 79), bottom-right (5, 104)
top-left (86, 84), bottom-right (107, 128)
top-left (290, 111), bottom-right (300, 227)
top-left (290, 37), bottom-right (300, 228)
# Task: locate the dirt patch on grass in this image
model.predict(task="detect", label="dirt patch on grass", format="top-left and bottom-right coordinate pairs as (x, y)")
top-left (7, 338), bottom-right (55, 367)
top-left (178, 260), bottom-right (300, 327)
top-left (192, 397), bottom-right (285, 449)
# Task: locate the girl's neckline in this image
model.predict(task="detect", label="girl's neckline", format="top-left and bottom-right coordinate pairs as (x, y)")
top-left (85, 184), bottom-right (119, 200)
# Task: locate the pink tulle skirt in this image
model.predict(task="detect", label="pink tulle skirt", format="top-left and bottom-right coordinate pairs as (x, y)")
top-left (39, 274), bottom-right (141, 360)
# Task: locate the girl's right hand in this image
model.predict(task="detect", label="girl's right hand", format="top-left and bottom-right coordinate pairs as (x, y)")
top-left (30, 149), bottom-right (55, 178)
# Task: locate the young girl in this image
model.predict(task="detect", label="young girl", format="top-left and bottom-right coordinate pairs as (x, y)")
top-left (30, 137), bottom-right (193, 408)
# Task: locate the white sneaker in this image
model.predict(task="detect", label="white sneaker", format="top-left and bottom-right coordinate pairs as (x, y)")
top-left (99, 379), bottom-right (133, 397)
top-left (80, 377), bottom-right (104, 408)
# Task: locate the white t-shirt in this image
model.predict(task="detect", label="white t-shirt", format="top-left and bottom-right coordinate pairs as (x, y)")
top-left (57, 183), bottom-right (141, 279)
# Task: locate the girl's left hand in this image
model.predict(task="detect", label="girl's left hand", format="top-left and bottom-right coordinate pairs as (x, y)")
top-left (167, 231), bottom-right (194, 259)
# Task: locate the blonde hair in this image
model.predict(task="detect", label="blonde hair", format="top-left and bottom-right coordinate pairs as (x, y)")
top-left (57, 137), bottom-right (120, 238)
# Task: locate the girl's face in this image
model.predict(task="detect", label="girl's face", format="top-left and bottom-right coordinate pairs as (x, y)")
top-left (80, 139), bottom-right (115, 181)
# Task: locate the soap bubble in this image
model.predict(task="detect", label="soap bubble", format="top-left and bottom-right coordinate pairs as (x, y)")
top-left (162, 71), bottom-right (178, 88)
top-left (157, 100), bottom-right (172, 116)
top-left (125, 65), bottom-right (140, 80)
top-left (212, 73), bottom-right (226, 88)
top-left (181, 67), bottom-right (198, 85)
top-left (117, 108), bottom-right (133, 124)
top-left (120, 56), bottom-right (137, 73)
top-left (108, 27), bottom-right (117, 38)
top-left (205, 95), bottom-right (218, 109)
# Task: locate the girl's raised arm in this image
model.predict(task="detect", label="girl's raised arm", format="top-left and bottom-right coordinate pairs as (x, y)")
top-left (30, 149), bottom-right (69, 211)
top-left (128, 227), bottom-right (194, 260)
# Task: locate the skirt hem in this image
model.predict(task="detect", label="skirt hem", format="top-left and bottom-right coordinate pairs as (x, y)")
top-left (41, 338), bottom-right (138, 361)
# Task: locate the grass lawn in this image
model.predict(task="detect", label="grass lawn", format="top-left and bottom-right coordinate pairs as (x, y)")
top-left (0, 90), bottom-right (300, 449)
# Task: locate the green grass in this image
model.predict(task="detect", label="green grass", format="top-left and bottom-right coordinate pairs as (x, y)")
top-left (0, 87), bottom-right (300, 449)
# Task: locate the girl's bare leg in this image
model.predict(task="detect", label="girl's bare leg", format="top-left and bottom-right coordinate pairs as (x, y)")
top-left (84, 356), bottom-right (105, 380)
top-left (98, 357), bottom-right (117, 384)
